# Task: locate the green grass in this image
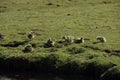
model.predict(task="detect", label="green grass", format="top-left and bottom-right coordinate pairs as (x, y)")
top-left (0, 0), bottom-right (120, 78)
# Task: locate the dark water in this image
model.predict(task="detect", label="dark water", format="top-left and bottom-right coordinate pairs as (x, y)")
top-left (0, 72), bottom-right (99, 80)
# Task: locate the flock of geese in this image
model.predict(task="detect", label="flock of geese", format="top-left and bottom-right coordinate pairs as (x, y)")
top-left (24, 31), bottom-right (106, 52)
top-left (0, 31), bottom-right (106, 53)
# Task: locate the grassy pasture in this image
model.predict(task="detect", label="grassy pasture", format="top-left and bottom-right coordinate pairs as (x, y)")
top-left (0, 0), bottom-right (120, 78)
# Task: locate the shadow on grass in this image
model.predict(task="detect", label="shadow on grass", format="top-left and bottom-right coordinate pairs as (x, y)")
top-left (1, 40), bottom-right (30, 47)
top-left (0, 53), bottom-right (117, 78)
top-left (83, 45), bottom-right (101, 51)
top-left (93, 41), bottom-right (101, 44)
top-left (84, 45), bottom-right (120, 57)
top-left (104, 49), bottom-right (120, 57)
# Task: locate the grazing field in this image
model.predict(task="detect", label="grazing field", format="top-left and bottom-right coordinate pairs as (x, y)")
top-left (0, 0), bottom-right (120, 79)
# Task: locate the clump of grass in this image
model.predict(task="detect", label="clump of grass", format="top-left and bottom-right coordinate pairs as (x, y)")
top-left (84, 45), bottom-right (101, 51)
top-left (37, 53), bottom-right (70, 72)
top-left (54, 43), bottom-right (64, 48)
top-left (87, 54), bottom-right (99, 59)
top-left (47, 48), bottom-right (58, 52)
top-left (83, 51), bottom-right (106, 59)
top-left (57, 54), bottom-right (115, 76)
top-left (57, 56), bottom-right (86, 74)
top-left (67, 47), bottom-right (86, 54)
top-left (82, 60), bottom-right (115, 77)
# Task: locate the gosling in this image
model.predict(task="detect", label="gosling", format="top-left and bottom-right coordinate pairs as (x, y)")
top-left (0, 34), bottom-right (4, 40)
top-left (75, 37), bottom-right (84, 43)
top-left (63, 35), bottom-right (74, 43)
top-left (47, 38), bottom-right (55, 47)
top-left (23, 44), bottom-right (33, 52)
top-left (28, 31), bottom-right (36, 39)
top-left (96, 36), bottom-right (106, 43)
